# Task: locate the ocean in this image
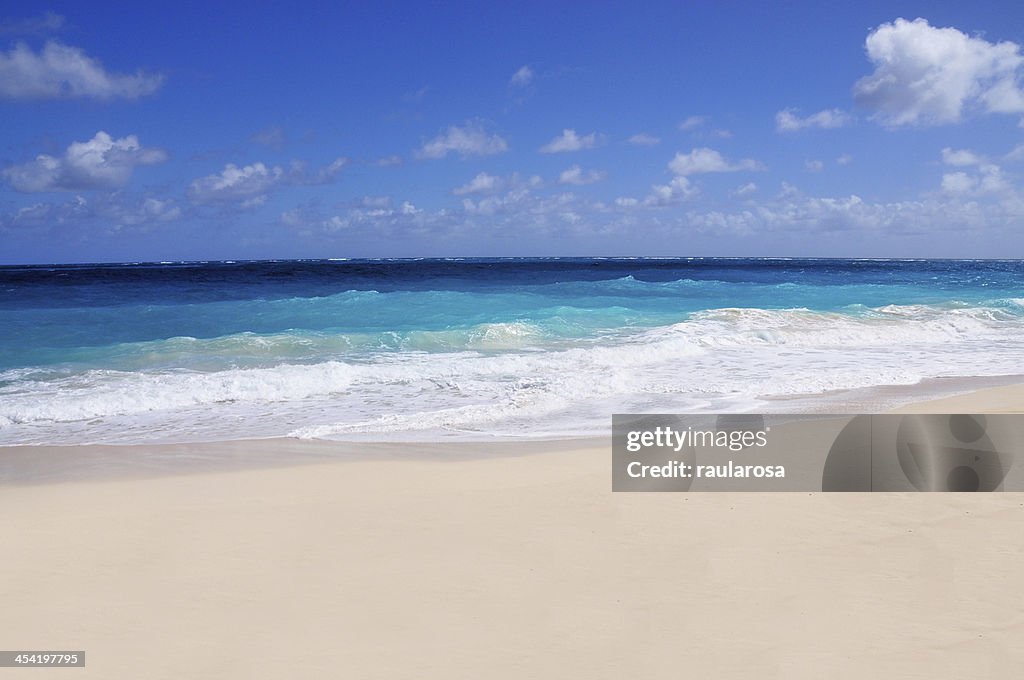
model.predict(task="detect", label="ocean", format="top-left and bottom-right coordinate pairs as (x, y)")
top-left (1, 257), bottom-right (1022, 445)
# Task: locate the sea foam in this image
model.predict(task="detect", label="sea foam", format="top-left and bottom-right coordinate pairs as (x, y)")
top-left (1, 300), bottom-right (1021, 444)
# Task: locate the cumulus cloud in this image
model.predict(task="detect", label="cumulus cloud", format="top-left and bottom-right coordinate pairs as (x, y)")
top-left (681, 193), bottom-right (1008, 238)
top-left (0, 41), bottom-right (163, 100)
top-left (188, 157), bottom-right (347, 205)
top-left (836, 153), bottom-right (853, 165)
top-left (941, 164), bottom-right (1008, 196)
top-left (417, 122), bottom-right (509, 159)
top-left (107, 197), bottom-right (182, 228)
top-left (775, 108), bottom-right (851, 132)
top-left (306, 198), bottom-right (435, 235)
top-left (614, 176), bottom-right (699, 209)
top-left (668, 147), bottom-right (763, 176)
top-left (646, 176), bottom-right (696, 205)
top-left (940, 172), bottom-right (976, 194)
top-left (453, 172), bottom-right (503, 195)
top-left (2, 193), bottom-right (181, 232)
top-left (453, 172), bottom-right (541, 196)
top-left (606, 148), bottom-right (762, 207)
top-left (2, 131), bottom-right (167, 192)
top-left (558, 165), bottom-right (606, 185)
top-left (281, 183), bottom-right (594, 241)
top-left (510, 65), bottom-right (533, 87)
top-left (936, 147), bottom-right (1008, 196)
top-left (2, 196), bottom-right (88, 231)
top-left (539, 129), bottom-right (602, 153)
top-left (805, 159), bottom-right (824, 172)
top-left (941, 147), bottom-right (983, 166)
top-left (189, 163), bottom-right (283, 205)
top-left (460, 187), bottom-right (533, 217)
top-left (271, 168), bottom-right (1024, 248)
top-left (854, 17), bottom-right (1024, 125)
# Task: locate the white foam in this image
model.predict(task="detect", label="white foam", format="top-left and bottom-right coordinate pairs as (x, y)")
top-left (2, 303), bottom-right (1022, 444)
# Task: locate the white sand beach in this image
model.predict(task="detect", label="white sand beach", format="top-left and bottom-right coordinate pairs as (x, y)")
top-left (3, 386), bottom-right (1024, 679)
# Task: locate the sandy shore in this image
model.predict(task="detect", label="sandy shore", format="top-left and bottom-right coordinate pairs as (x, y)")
top-left (892, 382), bottom-right (1024, 413)
top-left (3, 386), bottom-right (1024, 678)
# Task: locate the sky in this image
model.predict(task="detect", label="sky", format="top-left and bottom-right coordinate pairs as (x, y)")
top-left (2, 1), bottom-right (1024, 263)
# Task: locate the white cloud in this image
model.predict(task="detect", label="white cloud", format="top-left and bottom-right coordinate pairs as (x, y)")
top-left (775, 108), bottom-right (851, 132)
top-left (733, 182), bottom-right (758, 196)
top-left (978, 166), bottom-right (1010, 193)
top-left (417, 122), bottom-right (509, 159)
top-left (461, 188), bottom-right (575, 221)
top-left (375, 155), bottom-right (402, 167)
top-left (646, 176), bottom-right (696, 205)
top-left (937, 147), bottom-right (1009, 196)
top-left (539, 129), bottom-right (602, 153)
top-left (2, 193), bottom-right (181, 232)
top-left (285, 184), bottom-right (592, 240)
top-left (805, 159), bottom-right (824, 172)
top-left (678, 116), bottom-right (705, 130)
top-left (941, 147), bottom-right (983, 166)
top-left (289, 194), bottom-right (460, 237)
top-left (0, 41), bottom-right (163, 100)
top-left (453, 172), bottom-right (503, 195)
top-left (189, 163), bottom-right (284, 204)
top-left (188, 156), bottom-right (347, 205)
top-left (668, 147), bottom-right (763, 176)
top-left (113, 197), bottom-right (182, 227)
top-left (262, 171), bottom-right (1024, 246)
top-left (2, 131), bottom-right (167, 192)
top-left (510, 65), bottom-right (533, 87)
top-left (453, 172), bottom-right (540, 196)
top-left (628, 133), bottom-right (660, 146)
top-left (558, 165), bottom-right (606, 185)
top-left (682, 192), bottom-right (1012, 237)
top-left (854, 17), bottom-right (1024, 125)
top-left (614, 177), bottom-right (698, 209)
top-left (836, 153), bottom-right (853, 165)
top-left (940, 163), bottom-right (1008, 196)
top-left (3, 196), bottom-right (85, 231)
top-left (941, 172), bottom-right (976, 194)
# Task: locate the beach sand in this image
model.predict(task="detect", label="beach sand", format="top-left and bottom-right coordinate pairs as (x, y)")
top-left (3, 386), bottom-right (1024, 678)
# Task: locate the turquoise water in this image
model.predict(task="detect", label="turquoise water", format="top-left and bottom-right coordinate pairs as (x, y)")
top-left (1, 258), bottom-right (1022, 444)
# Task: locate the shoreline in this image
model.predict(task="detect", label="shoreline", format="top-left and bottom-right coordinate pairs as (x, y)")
top-left (3, 380), bottom-right (1024, 486)
top-left (4, 372), bottom-right (1024, 450)
top-left (3, 383), bottom-right (1024, 678)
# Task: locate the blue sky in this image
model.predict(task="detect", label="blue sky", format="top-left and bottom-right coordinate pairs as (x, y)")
top-left (2, 1), bottom-right (1024, 263)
